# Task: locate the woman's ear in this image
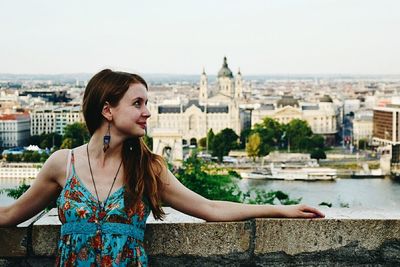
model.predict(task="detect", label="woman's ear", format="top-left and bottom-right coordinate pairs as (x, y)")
top-left (101, 101), bottom-right (113, 121)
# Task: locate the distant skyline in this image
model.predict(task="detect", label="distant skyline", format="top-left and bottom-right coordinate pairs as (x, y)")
top-left (1, 0), bottom-right (399, 75)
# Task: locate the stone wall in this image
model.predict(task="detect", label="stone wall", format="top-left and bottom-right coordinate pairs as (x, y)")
top-left (1, 208), bottom-right (400, 266)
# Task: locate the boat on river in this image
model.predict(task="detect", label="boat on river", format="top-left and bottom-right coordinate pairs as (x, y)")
top-left (240, 170), bottom-right (271, 180)
top-left (240, 163), bottom-right (337, 181)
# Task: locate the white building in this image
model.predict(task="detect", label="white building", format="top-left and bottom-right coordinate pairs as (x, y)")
top-left (0, 162), bottom-right (42, 182)
top-left (147, 57), bottom-right (243, 145)
top-left (344, 99), bottom-right (361, 115)
top-left (0, 113), bottom-right (30, 148)
top-left (251, 95), bottom-right (340, 145)
top-left (353, 112), bottom-right (373, 147)
top-left (30, 105), bottom-right (83, 136)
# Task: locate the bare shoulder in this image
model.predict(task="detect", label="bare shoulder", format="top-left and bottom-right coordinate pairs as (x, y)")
top-left (40, 149), bottom-right (70, 185)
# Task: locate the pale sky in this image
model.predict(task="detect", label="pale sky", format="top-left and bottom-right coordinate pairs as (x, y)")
top-left (1, 0), bottom-right (399, 75)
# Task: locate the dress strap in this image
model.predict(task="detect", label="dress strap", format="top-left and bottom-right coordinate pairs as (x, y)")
top-left (65, 149), bottom-right (72, 181)
top-left (71, 149), bottom-right (78, 175)
top-left (65, 149), bottom-right (77, 181)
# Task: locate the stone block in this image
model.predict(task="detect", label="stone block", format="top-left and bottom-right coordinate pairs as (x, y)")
top-left (145, 221), bottom-right (252, 258)
top-left (31, 209), bottom-right (60, 257)
top-left (254, 216), bottom-right (400, 256)
top-left (0, 227), bottom-right (27, 257)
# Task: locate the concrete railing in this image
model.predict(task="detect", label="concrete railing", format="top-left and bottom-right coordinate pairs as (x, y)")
top-left (1, 208), bottom-right (400, 266)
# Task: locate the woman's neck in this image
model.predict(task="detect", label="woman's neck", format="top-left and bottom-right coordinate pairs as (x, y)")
top-left (88, 129), bottom-right (124, 167)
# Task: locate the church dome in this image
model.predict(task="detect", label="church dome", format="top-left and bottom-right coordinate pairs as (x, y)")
top-left (277, 95), bottom-right (299, 107)
top-left (217, 57), bottom-right (233, 78)
top-left (320, 95), bottom-right (333, 103)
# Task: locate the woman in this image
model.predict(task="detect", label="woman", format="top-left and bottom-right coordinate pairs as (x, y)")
top-left (0, 69), bottom-right (324, 266)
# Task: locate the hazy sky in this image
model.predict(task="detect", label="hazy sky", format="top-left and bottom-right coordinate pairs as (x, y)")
top-left (1, 0), bottom-right (399, 75)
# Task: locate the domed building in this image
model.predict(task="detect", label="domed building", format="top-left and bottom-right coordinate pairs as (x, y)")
top-left (147, 57), bottom-right (244, 153)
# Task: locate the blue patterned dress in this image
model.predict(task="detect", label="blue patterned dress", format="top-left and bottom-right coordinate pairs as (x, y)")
top-left (56, 149), bottom-right (150, 267)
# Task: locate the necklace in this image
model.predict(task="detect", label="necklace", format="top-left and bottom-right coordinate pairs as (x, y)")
top-left (86, 144), bottom-right (123, 219)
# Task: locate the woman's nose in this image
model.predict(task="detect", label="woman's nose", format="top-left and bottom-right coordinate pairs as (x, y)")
top-left (143, 106), bottom-right (151, 118)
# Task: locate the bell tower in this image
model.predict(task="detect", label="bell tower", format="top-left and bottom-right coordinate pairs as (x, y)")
top-left (199, 67), bottom-right (208, 103)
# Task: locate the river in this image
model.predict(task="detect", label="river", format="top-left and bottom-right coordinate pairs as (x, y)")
top-left (238, 177), bottom-right (400, 209)
top-left (2, 178), bottom-right (400, 209)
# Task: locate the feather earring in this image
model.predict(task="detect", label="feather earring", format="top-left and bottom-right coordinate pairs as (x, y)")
top-left (103, 122), bottom-right (111, 152)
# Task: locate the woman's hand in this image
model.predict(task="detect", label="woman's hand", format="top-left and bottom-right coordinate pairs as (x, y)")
top-left (279, 204), bottom-right (325, 218)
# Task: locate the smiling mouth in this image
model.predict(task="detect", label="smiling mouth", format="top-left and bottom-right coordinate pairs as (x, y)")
top-left (137, 123), bottom-right (147, 129)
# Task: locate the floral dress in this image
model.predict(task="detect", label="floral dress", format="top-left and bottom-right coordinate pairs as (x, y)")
top-left (55, 149), bottom-right (150, 267)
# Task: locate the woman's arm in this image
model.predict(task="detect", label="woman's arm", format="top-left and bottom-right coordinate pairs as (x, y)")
top-left (160, 168), bottom-right (324, 222)
top-left (0, 149), bottom-right (68, 227)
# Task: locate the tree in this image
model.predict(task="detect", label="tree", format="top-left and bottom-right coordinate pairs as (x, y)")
top-left (246, 133), bottom-right (261, 161)
top-left (29, 135), bottom-right (41, 146)
top-left (198, 137), bottom-right (207, 149)
top-left (239, 128), bottom-right (251, 149)
top-left (358, 139), bottom-right (368, 150)
top-left (62, 123), bottom-right (90, 148)
top-left (283, 119), bottom-right (313, 151)
top-left (310, 148), bottom-right (326, 161)
top-left (206, 129), bottom-right (215, 151)
top-left (175, 154), bottom-right (241, 202)
top-left (309, 135), bottom-right (325, 150)
top-left (174, 153), bottom-right (301, 205)
top-left (61, 138), bottom-right (73, 149)
top-left (210, 128), bottom-right (239, 161)
top-left (253, 117), bottom-right (283, 156)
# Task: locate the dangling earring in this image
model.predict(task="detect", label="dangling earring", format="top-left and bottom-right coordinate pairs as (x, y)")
top-left (103, 122), bottom-right (111, 153)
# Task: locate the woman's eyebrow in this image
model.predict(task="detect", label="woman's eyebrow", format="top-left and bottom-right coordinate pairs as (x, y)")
top-left (131, 97), bottom-right (147, 102)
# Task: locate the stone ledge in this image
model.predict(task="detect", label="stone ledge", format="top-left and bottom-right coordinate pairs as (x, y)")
top-left (0, 208), bottom-right (399, 266)
top-left (0, 211), bottom-right (45, 258)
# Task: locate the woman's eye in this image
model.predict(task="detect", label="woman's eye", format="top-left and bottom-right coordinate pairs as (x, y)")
top-left (134, 101), bottom-right (141, 107)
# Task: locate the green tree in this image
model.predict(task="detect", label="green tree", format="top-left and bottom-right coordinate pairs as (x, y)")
top-left (61, 138), bottom-right (73, 149)
top-left (206, 129), bottom-right (215, 151)
top-left (40, 153), bottom-right (49, 163)
top-left (198, 137), bottom-right (207, 149)
top-left (38, 133), bottom-right (62, 149)
top-left (22, 151), bottom-right (32, 162)
top-left (62, 123), bottom-right (90, 148)
top-left (29, 135), bottom-right (41, 146)
top-left (239, 128), bottom-right (251, 149)
top-left (310, 148), bottom-right (326, 161)
top-left (174, 153), bottom-right (301, 205)
top-left (210, 128), bottom-right (239, 161)
top-left (31, 151), bottom-right (41, 162)
top-left (309, 134), bottom-right (325, 150)
top-left (283, 119), bottom-right (313, 151)
top-left (0, 181), bottom-right (31, 199)
top-left (6, 154), bottom-right (21, 162)
top-left (246, 133), bottom-right (261, 161)
top-left (175, 154), bottom-right (241, 202)
top-left (253, 117), bottom-right (283, 156)
top-left (358, 139), bottom-right (368, 150)
top-left (0, 180), bottom-right (56, 210)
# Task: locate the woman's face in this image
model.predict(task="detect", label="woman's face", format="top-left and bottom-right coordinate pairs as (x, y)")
top-left (111, 83), bottom-right (151, 138)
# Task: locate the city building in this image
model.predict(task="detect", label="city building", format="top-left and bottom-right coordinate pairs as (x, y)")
top-left (0, 113), bottom-right (30, 148)
top-left (251, 95), bottom-right (340, 145)
top-left (0, 162), bottom-right (42, 182)
top-left (30, 105), bottom-right (83, 136)
top-left (372, 104), bottom-right (400, 146)
top-left (353, 111), bottom-right (373, 147)
top-left (147, 57), bottom-right (243, 145)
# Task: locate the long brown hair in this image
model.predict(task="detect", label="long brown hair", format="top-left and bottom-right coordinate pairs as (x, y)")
top-left (82, 69), bottom-right (165, 220)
